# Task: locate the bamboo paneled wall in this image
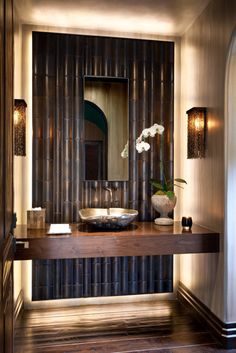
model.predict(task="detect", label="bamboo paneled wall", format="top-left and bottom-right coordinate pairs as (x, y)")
top-left (32, 256), bottom-right (173, 300)
top-left (32, 32), bottom-right (174, 300)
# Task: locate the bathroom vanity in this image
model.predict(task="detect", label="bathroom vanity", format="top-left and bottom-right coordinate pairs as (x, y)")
top-left (14, 222), bottom-right (220, 261)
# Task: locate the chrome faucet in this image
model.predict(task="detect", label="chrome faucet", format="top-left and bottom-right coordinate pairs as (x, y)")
top-left (103, 187), bottom-right (113, 214)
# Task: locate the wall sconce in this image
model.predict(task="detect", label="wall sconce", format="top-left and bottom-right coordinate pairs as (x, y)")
top-left (14, 99), bottom-right (27, 156)
top-left (187, 107), bottom-right (206, 159)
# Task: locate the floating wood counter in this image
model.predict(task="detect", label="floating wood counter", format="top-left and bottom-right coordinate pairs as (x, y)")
top-left (13, 222), bottom-right (220, 261)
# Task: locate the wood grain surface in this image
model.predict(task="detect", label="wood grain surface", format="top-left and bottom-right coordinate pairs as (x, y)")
top-left (14, 222), bottom-right (219, 260)
top-left (14, 299), bottom-right (230, 353)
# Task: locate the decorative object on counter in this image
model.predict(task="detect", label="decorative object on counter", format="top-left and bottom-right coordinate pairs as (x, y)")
top-left (150, 175), bottom-right (187, 225)
top-left (14, 99), bottom-right (27, 156)
top-left (152, 194), bottom-right (177, 225)
top-left (181, 216), bottom-right (193, 230)
top-left (187, 107), bottom-right (206, 159)
top-left (121, 123), bottom-right (187, 225)
top-left (47, 224), bottom-right (71, 235)
top-left (79, 208), bottom-right (138, 229)
top-left (27, 208), bottom-right (45, 229)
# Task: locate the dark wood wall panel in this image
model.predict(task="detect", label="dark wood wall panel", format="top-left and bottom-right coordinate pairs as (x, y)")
top-left (32, 32), bottom-right (174, 300)
top-left (0, 0), bottom-right (5, 246)
top-left (4, 0), bottom-right (13, 237)
top-left (0, 0), bottom-right (14, 351)
top-left (32, 256), bottom-right (173, 300)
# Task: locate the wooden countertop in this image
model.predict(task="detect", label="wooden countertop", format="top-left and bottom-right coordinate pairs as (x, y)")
top-left (14, 222), bottom-right (220, 260)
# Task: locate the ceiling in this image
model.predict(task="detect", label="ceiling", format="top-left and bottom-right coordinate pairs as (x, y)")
top-left (15, 0), bottom-right (211, 37)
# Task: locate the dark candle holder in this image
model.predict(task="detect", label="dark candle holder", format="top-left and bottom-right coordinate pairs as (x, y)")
top-left (182, 217), bottom-right (193, 230)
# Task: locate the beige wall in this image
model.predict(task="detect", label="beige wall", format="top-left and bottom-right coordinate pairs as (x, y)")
top-left (226, 38), bottom-right (236, 324)
top-left (14, 17), bottom-right (34, 304)
top-left (14, 24), bottom-right (32, 225)
top-left (178, 0), bottom-right (236, 322)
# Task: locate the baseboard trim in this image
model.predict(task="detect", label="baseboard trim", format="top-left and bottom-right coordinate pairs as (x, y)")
top-left (14, 290), bottom-right (24, 322)
top-left (178, 281), bottom-right (236, 349)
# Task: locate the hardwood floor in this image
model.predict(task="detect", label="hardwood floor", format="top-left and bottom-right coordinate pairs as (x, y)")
top-left (14, 300), bottom-right (235, 353)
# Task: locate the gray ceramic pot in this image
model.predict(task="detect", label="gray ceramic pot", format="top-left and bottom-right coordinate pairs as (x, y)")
top-left (151, 194), bottom-right (177, 225)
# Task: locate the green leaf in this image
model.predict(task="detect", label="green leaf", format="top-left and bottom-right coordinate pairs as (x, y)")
top-left (150, 180), bottom-right (164, 191)
top-left (166, 180), bottom-right (174, 188)
top-left (166, 191), bottom-right (175, 199)
top-left (174, 178), bottom-right (187, 184)
top-left (163, 181), bottom-right (168, 192)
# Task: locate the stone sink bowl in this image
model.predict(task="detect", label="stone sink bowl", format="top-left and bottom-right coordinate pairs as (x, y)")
top-left (79, 208), bottom-right (138, 230)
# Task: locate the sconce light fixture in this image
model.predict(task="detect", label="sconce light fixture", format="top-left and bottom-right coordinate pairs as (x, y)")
top-left (14, 99), bottom-right (27, 156)
top-left (187, 107), bottom-right (206, 159)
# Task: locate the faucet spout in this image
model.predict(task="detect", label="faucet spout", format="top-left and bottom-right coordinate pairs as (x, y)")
top-left (104, 187), bottom-right (113, 214)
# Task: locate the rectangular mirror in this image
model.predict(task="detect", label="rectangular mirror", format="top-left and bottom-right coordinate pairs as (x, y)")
top-left (84, 76), bottom-right (129, 181)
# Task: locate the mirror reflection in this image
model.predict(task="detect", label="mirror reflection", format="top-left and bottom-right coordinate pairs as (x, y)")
top-left (84, 76), bottom-right (129, 181)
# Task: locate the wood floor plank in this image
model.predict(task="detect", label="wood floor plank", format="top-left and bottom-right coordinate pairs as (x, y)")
top-left (14, 300), bottom-right (230, 353)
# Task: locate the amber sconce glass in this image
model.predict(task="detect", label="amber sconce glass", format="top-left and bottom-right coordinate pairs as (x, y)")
top-left (14, 99), bottom-right (27, 156)
top-left (187, 107), bottom-right (206, 159)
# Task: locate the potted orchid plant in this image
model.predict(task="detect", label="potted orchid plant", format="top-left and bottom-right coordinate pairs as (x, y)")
top-left (150, 171), bottom-right (187, 225)
top-left (121, 123), bottom-right (187, 225)
top-left (150, 174), bottom-right (187, 200)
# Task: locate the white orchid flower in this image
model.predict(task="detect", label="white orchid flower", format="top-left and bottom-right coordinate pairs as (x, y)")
top-left (121, 149), bottom-right (128, 159)
top-left (149, 126), bottom-right (157, 137)
top-left (142, 128), bottom-right (150, 138)
top-left (155, 124), bottom-right (165, 135)
top-left (121, 141), bottom-right (129, 159)
top-left (136, 141), bottom-right (150, 153)
top-left (142, 123), bottom-right (165, 138)
top-left (121, 122), bottom-right (164, 158)
top-left (136, 134), bottom-right (143, 144)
